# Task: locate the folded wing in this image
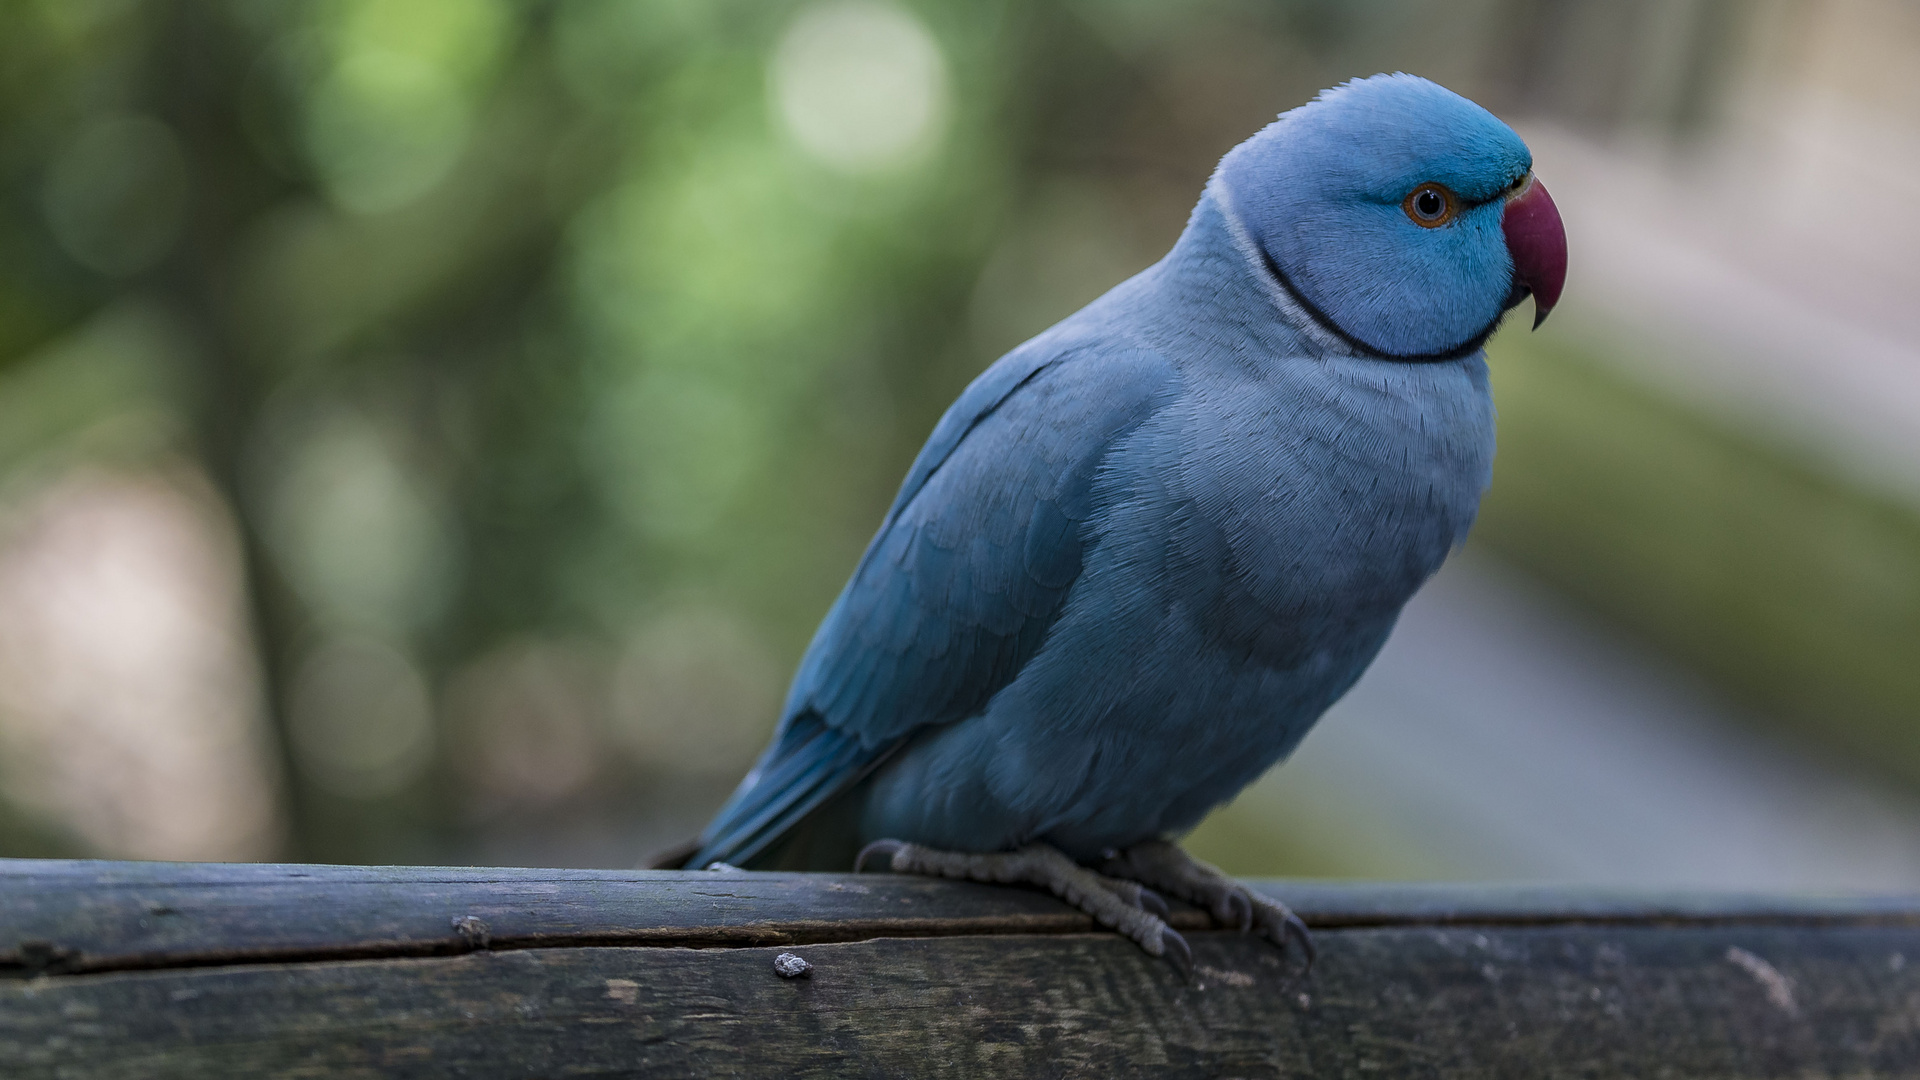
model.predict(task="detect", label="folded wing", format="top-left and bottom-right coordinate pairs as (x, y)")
top-left (686, 340), bottom-right (1177, 868)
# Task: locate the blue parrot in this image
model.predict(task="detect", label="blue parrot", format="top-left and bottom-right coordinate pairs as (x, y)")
top-left (676, 74), bottom-right (1568, 971)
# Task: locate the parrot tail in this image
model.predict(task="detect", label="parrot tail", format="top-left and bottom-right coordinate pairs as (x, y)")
top-left (679, 710), bottom-right (891, 870)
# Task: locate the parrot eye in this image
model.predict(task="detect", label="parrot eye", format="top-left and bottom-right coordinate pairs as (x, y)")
top-left (1403, 183), bottom-right (1457, 228)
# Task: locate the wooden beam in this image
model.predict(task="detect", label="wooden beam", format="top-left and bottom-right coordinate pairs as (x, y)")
top-left (4, 859), bottom-right (1918, 1077)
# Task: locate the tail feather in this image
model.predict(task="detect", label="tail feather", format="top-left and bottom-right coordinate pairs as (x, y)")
top-left (684, 711), bottom-right (888, 869)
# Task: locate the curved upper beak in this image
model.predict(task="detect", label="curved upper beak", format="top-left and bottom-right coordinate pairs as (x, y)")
top-left (1502, 174), bottom-right (1566, 329)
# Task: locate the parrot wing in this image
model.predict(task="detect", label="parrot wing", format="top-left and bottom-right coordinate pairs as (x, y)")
top-left (685, 338), bottom-right (1177, 868)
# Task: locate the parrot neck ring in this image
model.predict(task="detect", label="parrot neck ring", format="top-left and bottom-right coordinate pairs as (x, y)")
top-left (1254, 244), bottom-right (1506, 365)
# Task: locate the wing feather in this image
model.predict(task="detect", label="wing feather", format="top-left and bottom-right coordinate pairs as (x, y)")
top-left (686, 340), bottom-right (1176, 868)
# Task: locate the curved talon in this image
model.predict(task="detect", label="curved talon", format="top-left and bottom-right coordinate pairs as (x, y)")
top-left (1158, 926), bottom-right (1193, 979)
top-left (1136, 886), bottom-right (1169, 919)
top-left (854, 839), bottom-right (907, 873)
top-left (1283, 911), bottom-right (1316, 974)
top-left (1219, 890), bottom-right (1252, 932)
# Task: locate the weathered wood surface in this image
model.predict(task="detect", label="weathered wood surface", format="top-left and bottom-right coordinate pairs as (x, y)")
top-left (4, 860), bottom-right (1920, 1078)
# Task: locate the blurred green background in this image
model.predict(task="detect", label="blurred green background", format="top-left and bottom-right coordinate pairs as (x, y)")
top-left (2, 0), bottom-right (1917, 884)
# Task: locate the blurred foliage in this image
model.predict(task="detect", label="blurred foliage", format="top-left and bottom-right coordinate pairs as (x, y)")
top-left (1479, 331), bottom-right (1920, 788)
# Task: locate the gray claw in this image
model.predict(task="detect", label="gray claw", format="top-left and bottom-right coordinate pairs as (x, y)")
top-left (1159, 925), bottom-right (1193, 979)
top-left (1283, 911), bottom-right (1316, 974)
top-left (1136, 886), bottom-right (1169, 919)
top-left (1219, 890), bottom-right (1252, 932)
top-left (854, 839), bottom-right (906, 873)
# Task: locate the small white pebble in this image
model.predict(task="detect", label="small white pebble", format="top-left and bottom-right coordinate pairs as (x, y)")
top-left (451, 915), bottom-right (492, 948)
top-left (773, 952), bottom-right (813, 978)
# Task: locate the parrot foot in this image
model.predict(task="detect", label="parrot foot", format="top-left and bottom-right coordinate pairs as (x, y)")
top-left (855, 839), bottom-right (1190, 976)
top-left (1101, 839), bottom-right (1314, 974)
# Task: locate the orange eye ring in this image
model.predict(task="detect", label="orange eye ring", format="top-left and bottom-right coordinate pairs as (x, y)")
top-left (1403, 183), bottom-right (1457, 228)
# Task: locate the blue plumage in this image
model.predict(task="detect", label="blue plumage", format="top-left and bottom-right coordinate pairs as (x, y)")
top-left (685, 74), bottom-right (1557, 879)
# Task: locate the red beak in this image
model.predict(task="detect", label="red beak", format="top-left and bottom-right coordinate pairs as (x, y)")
top-left (1502, 175), bottom-right (1566, 329)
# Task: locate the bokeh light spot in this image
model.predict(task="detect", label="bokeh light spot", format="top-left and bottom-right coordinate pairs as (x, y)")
top-left (444, 639), bottom-right (607, 805)
top-left (585, 369), bottom-right (765, 544)
top-left (770, 0), bottom-right (949, 174)
top-left (611, 605), bottom-right (780, 773)
top-left (287, 636), bottom-right (434, 799)
top-left (260, 404), bottom-right (458, 636)
top-left (305, 50), bottom-right (470, 214)
top-left (41, 113), bottom-right (189, 275)
top-left (297, 0), bottom-right (508, 214)
top-left (334, 0), bottom-right (508, 83)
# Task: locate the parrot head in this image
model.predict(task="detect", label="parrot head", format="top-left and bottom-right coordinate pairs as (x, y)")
top-left (1218, 73), bottom-right (1567, 360)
